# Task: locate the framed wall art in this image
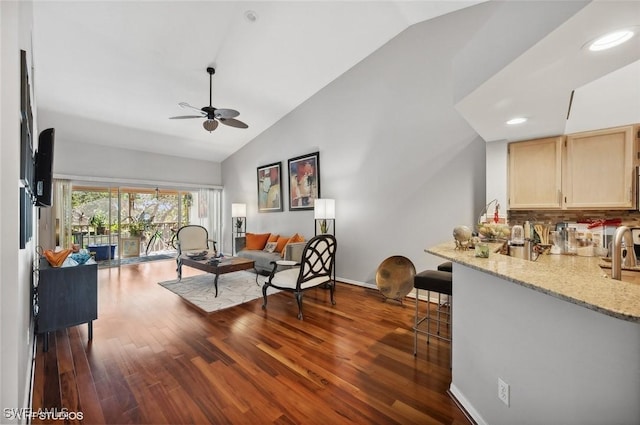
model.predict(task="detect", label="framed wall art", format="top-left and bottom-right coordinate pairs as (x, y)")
top-left (257, 162), bottom-right (283, 212)
top-left (288, 152), bottom-right (320, 211)
top-left (20, 50), bottom-right (34, 194)
top-left (20, 187), bottom-right (33, 249)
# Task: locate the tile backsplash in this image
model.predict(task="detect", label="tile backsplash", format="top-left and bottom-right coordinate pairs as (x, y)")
top-left (508, 209), bottom-right (640, 227)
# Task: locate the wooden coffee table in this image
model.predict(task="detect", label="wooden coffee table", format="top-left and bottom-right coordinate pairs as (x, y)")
top-left (177, 255), bottom-right (256, 297)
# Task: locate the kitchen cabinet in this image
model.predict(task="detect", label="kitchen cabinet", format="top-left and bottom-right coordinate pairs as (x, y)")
top-left (563, 125), bottom-right (635, 209)
top-left (36, 259), bottom-right (98, 351)
top-left (508, 136), bottom-right (563, 209)
top-left (508, 125), bottom-right (637, 210)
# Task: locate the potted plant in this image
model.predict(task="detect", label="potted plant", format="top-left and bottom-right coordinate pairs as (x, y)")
top-left (235, 217), bottom-right (244, 233)
top-left (319, 219), bottom-right (329, 234)
top-left (127, 219), bottom-right (145, 237)
top-left (89, 212), bottom-right (107, 235)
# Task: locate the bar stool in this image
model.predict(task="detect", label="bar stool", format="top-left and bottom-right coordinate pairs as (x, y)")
top-left (413, 267), bottom-right (452, 355)
top-left (437, 261), bottom-right (452, 272)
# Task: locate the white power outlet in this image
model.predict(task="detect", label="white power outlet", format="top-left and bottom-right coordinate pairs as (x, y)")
top-left (498, 378), bottom-right (510, 406)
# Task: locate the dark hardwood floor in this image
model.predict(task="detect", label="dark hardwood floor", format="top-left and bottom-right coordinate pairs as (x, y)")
top-left (31, 259), bottom-right (469, 424)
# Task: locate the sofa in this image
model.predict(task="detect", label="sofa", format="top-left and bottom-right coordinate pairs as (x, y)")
top-left (235, 232), bottom-right (306, 273)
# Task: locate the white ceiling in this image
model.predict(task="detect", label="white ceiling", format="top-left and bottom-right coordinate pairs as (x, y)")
top-left (32, 0), bottom-right (482, 162)
top-left (455, 1), bottom-right (640, 142)
top-left (32, 1), bottom-right (640, 162)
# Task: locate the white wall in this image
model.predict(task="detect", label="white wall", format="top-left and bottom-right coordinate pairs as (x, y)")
top-left (452, 264), bottom-right (640, 425)
top-left (221, 6), bottom-right (488, 284)
top-left (485, 140), bottom-right (508, 217)
top-left (1, 0), bottom-right (37, 419)
top-left (53, 139), bottom-right (222, 186)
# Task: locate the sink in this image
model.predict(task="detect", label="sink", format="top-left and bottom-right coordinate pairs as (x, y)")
top-left (599, 258), bottom-right (640, 273)
top-left (600, 265), bottom-right (640, 284)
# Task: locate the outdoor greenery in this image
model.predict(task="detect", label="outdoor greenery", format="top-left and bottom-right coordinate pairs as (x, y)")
top-left (125, 216), bottom-right (146, 237)
top-left (89, 211), bottom-right (107, 228)
top-left (72, 189), bottom-right (192, 234)
top-left (67, 188), bottom-right (202, 257)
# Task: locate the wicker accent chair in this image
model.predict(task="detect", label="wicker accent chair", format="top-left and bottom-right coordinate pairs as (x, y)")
top-left (262, 234), bottom-right (337, 320)
top-left (175, 225), bottom-right (217, 279)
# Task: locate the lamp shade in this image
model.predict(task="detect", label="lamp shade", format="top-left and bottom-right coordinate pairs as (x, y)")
top-left (314, 199), bottom-right (335, 219)
top-left (231, 203), bottom-right (247, 217)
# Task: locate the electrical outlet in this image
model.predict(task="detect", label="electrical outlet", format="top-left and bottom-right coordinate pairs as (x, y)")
top-left (498, 378), bottom-right (510, 406)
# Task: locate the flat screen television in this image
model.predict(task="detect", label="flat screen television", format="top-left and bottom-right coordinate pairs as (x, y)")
top-left (34, 128), bottom-right (54, 207)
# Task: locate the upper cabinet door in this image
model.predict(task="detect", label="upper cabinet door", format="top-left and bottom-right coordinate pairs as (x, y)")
top-left (508, 136), bottom-right (563, 210)
top-left (563, 125), bottom-right (635, 210)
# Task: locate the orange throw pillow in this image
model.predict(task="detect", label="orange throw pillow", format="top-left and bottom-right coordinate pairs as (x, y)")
top-left (245, 233), bottom-right (270, 250)
top-left (281, 233), bottom-right (305, 257)
top-left (290, 233), bottom-right (305, 243)
top-left (267, 234), bottom-right (279, 243)
top-left (276, 236), bottom-right (291, 256)
top-left (44, 249), bottom-right (73, 267)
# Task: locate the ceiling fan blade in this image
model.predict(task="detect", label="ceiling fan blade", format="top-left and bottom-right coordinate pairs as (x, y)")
top-left (214, 108), bottom-right (240, 119)
top-left (219, 118), bottom-right (248, 129)
top-left (203, 119), bottom-right (218, 132)
top-left (174, 69), bottom-right (245, 132)
top-left (178, 102), bottom-right (206, 113)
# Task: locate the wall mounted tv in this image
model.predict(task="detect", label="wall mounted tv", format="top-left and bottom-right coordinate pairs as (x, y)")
top-left (34, 128), bottom-right (54, 207)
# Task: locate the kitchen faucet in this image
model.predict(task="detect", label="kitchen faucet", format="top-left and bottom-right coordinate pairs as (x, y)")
top-left (611, 226), bottom-right (637, 280)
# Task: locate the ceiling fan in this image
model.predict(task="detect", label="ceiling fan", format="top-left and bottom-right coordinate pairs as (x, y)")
top-left (170, 67), bottom-right (248, 132)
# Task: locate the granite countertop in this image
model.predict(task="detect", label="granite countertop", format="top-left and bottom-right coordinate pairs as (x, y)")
top-left (426, 241), bottom-right (640, 323)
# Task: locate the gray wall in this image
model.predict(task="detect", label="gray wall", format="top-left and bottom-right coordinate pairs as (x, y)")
top-left (52, 138), bottom-right (222, 186)
top-left (221, 7), bottom-right (489, 284)
top-left (1, 0), bottom-right (37, 418)
top-left (453, 264), bottom-right (640, 425)
top-left (38, 109), bottom-right (222, 186)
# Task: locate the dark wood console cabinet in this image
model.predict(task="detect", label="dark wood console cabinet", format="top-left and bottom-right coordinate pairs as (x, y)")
top-left (36, 258), bottom-right (98, 351)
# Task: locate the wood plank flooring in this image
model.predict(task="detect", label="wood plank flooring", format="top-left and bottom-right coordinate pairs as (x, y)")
top-left (31, 259), bottom-right (469, 424)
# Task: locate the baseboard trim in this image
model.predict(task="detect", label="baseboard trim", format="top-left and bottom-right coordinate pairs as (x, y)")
top-left (336, 277), bottom-right (376, 289)
top-left (26, 328), bottom-right (37, 425)
top-left (448, 383), bottom-right (487, 425)
top-left (336, 278), bottom-right (447, 304)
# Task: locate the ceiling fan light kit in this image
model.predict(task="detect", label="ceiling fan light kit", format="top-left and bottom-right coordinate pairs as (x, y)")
top-left (203, 119), bottom-right (218, 132)
top-left (170, 67), bottom-right (248, 133)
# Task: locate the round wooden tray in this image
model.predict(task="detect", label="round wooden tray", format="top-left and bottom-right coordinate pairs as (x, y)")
top-left (375, 256), bottom-right (416, 301)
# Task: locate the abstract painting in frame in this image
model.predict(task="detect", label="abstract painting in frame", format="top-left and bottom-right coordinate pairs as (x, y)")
top-left (20, 187), bottom-right (32, 249)
top-left (20, 49), bottom-right (34, 193)
top-left (288, 152), bottom-right (320, 211)
top-left (257, 162), bottom-right (283, 212)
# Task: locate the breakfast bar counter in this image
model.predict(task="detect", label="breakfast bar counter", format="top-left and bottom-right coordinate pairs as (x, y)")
top-left (427, 241), bottom-right (640, 322)
top-left (424, 241), bottom-right (640, 425)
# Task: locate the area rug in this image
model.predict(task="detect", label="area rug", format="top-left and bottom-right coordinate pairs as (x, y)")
top-left (158, 271), bottom-right (275, 314)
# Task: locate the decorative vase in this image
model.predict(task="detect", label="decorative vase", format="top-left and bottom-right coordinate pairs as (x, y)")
top-left (453, 225), bottom-right (472, 250)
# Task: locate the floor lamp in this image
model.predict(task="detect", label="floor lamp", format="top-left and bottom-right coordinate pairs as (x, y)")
top-left (314, 199), bottom-right (336, 288)
top-left (231, 203), bottom-right (246, 255)
top-left (314, 199), bottom-right (335, 236)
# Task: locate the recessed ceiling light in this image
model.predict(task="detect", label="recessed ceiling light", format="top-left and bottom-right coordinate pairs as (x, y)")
top-left (588, 30), bottom-right (634, 51)
top-left (506, 117), bottom-right (527, 125)
top-left (244, 10), bottom-right (258, 23)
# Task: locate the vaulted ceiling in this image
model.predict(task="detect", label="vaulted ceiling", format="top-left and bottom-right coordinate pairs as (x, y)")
top-left (32, 1), bottom-right (482, 162)
top-left (32, 1), bottom-right (640, 163)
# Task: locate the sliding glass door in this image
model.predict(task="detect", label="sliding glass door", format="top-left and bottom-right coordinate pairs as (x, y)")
top-left (56, 182), bottom-right (221, 266)
top-left (70, 186), bottom-right (118, 261)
